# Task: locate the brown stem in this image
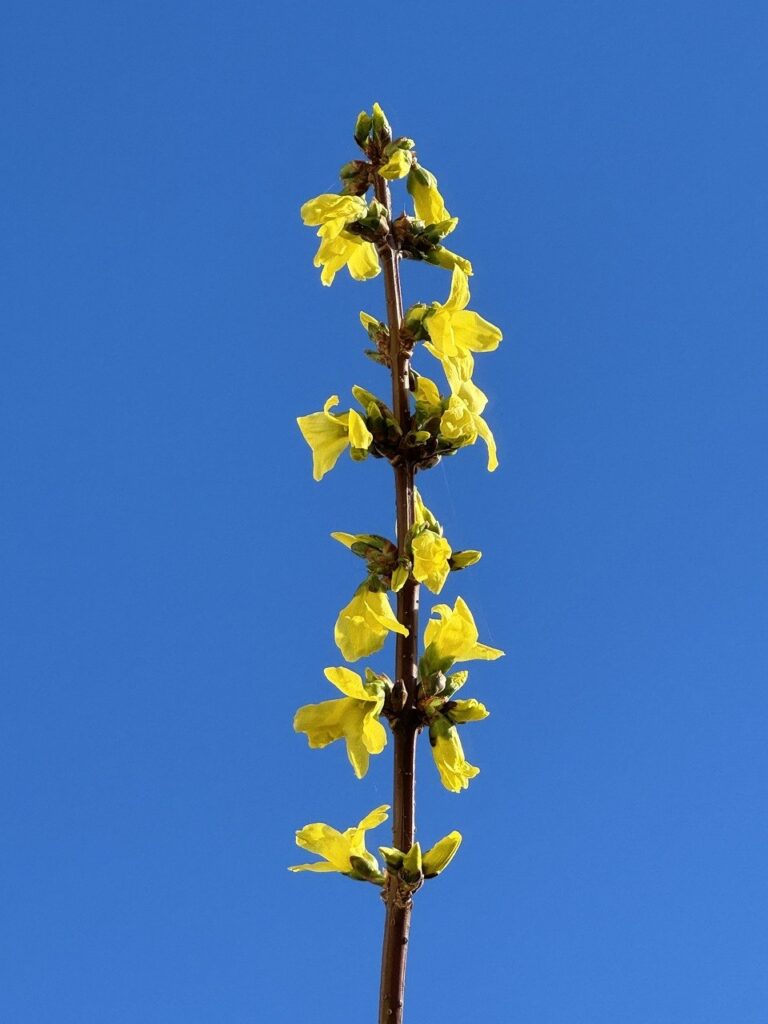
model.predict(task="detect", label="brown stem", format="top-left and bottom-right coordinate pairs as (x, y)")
top-left (374, 174), bottom-right (420, 1024)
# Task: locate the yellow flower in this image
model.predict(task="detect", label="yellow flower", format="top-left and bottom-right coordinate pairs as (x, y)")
top-left (294, 667), bottom-right (388, 779)
top-left (407, 165), bottom-right (450, 223)
top-left (411, 530), bottom-right (452, 594)
top-left (335, 589), bottom-right (408, 662)
top-left (379, 149), bottom-right (413, 180)
top-left (440, 394), bottom-right (478, 445)
top-left (439, 386), bottom-right (498, 472)
top-left (297, 396), bottom-right (373, 481)
top-left (424, 596), bottom-right (504, 665)
top-left (300, 193), bottom-right (380, 286)
top-left (429, 717), bottom-right (479, 793)
top-left (424, 267), bottom-right (502, 362)
top-left (289, 804), bottom-right (389, 882)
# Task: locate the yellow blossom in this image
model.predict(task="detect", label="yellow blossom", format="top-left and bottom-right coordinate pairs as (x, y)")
top-left (289, 804), bottom-right (389, 881)
top-left (440, 394), bottom-right (478, 445)
top-left (439, 387), bottom-right (498, 472)
top-left (424, 596), bottom-right (504, 665)
top-left (335, 589), bottom-right (408, 662)
top-left (407, 165), bottom-right (450, 223)
top-left (425, 267), bottom-right (502, 362)
top-left (300, 193), bottom-right (380, 286)
top-left (429, 718), bottom-right (479, 793)
top-left (294, 667), bottom-right (388, 779)
top-left (297, 396), bottom-right (373, 481)
top-left (434, 353), bottom-right (498, 472)
top-left (411, 530), bottom-right (452, 594)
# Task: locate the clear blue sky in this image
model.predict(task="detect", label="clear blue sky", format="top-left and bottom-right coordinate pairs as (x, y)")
top-left (2, 2), bottom-right (767, 1021)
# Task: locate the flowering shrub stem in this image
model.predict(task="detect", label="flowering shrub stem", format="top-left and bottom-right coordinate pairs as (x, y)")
top-left (374, 170), bottom-right (420, 1023)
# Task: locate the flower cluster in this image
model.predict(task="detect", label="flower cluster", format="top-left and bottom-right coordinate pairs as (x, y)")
top-left (292, 104), bottom-right (504, 910)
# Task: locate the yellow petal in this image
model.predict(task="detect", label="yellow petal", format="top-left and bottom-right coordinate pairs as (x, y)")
top-left (330, 531), bottom-right (357, 548)
top-left (357, 804), bottom-right (390, 831)
top-left (323, 666), bottom-right (370, 701)
top-left (347, 240), bottom-right (381, 281)
top-left (363, 590), bottom-right (409, 637)
top-left (347, 408), bottom-right (373, 449)
top-left (294, 698), bottom-right (349, 747)
top-left (295, 822), bottom-right (351, 870)
top-left (450, 309), bottom-right (502, 353)
top-left (474, 413), bottom-right (499, 473)
top-left (411, 531), bottom-right (452, 595)
top-left (444, 267), bottom-right (470, 312)
top-left (296, 395), bottom-right (349, 481)
top-left (300, 193), bottom-right (367, 227)
top-left (379, 149), bottom-right (412, 180)
top-left (289, 861), bottom-right (340, 873)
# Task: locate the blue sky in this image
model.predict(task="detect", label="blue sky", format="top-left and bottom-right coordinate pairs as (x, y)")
top-left (2, 1), bottom-right (767, 1021)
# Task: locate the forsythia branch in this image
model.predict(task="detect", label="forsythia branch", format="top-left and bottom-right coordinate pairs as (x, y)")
top-left (292, 102), bottom-right (504, 1024)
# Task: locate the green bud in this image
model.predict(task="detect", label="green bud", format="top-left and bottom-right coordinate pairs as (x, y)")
top-left (349, 854), bottom-right (385, 884)
top-left (423, 217), bottom-right (459, 243)
top-left (349, 447), bottom-right (369, 463)
top-left (383, 137), bottom-right (415, 156)
top-left (401, 842), bottom-right (423, 882)
top-left (404, 303), bottom-right (430, 338)
top-left (371, 102), bottom-right (392, 142)
top-left (379, 846), bottom-right (405, 870)
top-left (367, 199), bottom-right (388, 220)
top-left (450, 549), bottom-right (483, 571)
top-left (354, 111), bottom-right (373, 146)
top-left (420, 670), bottom-right (446, 699)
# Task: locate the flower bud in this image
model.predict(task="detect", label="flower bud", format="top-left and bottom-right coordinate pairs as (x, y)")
top-left (354, 111), bottom-right (373, 146)
top-left (401, 842), bottom-right (423, 883)
top-left (371, 102), bottom-right (392, 143)
top-left (422, 831), bottom-right (462, 879)
top-left (391, 564), bottom-right (410, 593)
top-left (379, 846), bottom-right (405, 870)
top-left (449, 549), bottom-right (483, 570)
top-left (349, 853), bottom-right (385, 883)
